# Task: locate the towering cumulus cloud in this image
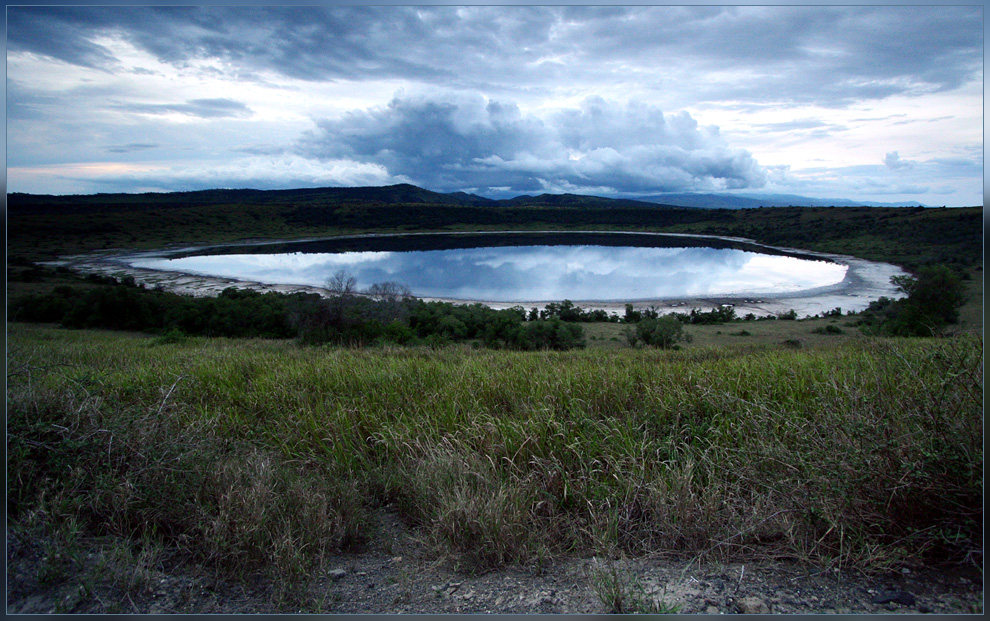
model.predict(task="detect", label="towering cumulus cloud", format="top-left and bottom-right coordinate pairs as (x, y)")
top-left (298, 93), bottom-right (766, 197)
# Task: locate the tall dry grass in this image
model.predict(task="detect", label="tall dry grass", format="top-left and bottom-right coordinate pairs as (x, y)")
top-left (7, 324), bottom-right (982, 584)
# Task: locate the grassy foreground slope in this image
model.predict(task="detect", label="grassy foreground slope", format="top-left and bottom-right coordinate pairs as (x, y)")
top-left (7, 324), bottom-right (982, 587)
top-left (5, 186), bottom-right (984, 606)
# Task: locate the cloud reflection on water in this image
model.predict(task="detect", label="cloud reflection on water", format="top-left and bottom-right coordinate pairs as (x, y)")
top-left (130, 244), bottom-right (847, 302)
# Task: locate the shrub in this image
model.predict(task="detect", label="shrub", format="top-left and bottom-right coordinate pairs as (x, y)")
top-left (625, 315), bottom-right (686, 349)
top-left (680, 305), bottom-right (736, 325)
top-left (516, 318), bottom-right (585, 350)
top-left (857, 265), bottom-right (967, 337)
top-left (812, 324), bottom-right (844, 335)
top-left (483, 317), bottom-right (585, 351)
top-left (886, 265), bottom-right (967, 336)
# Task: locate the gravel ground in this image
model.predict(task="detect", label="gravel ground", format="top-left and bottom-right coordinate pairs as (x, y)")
top-left (7, 509), bottom-right (983, 615)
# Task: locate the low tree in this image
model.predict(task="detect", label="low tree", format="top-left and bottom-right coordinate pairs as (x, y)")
top-left (623, 304), bottom-right (642, 323)
top-left (856, 264), bottom-right (967, 337)
top-left (625, 315), bottom-right (687, 349)
top-left (367, 280), bottom-right (411, 303)
top-left (324, 269), bottom-right (359, 330)
top-left (326, 269), bottom-right (357, 295)
top-left (366, 280), bottom-right (414, 323)
top-left (884, 264), bottom-right (967, 336)
top-left (776, 309), bottom-right (798, 321)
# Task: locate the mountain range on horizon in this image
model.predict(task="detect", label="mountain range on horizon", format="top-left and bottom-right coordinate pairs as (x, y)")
top-left (7, 183), bottom-right (943, 212)
top-left (633, 192), bottom-right (932, 209)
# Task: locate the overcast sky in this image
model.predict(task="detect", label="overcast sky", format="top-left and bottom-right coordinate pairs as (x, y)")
top-left (5, 4), bottom-right (984, 205)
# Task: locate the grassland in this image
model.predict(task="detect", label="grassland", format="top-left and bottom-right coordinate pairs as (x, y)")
top-left (5, 186), bottom-right (984, 610)
top-left (6, 321), bottom-right (982, 595)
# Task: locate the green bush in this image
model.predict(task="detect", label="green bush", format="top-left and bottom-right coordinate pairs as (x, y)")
top-left (858, 264), bottom-right (967, 337)
top-left (812, 324), bottom-right (844, 335)
top-left (515, 318), bottom-right (585, 351)
top-left (9, 281), bottom-right (295, 338)
top-left (625, 315), bottom-right (686, 349)
top-left (886, 265), bottom-right (966, 335)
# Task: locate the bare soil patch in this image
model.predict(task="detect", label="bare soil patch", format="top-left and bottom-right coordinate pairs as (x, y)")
top-left (7, 508), bottom-right (983, 615)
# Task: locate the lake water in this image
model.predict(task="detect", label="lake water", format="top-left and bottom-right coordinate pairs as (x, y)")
top-left (127, 232), bottom-right (848, 303)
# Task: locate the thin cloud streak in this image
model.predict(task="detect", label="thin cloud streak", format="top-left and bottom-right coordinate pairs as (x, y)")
top-left (112, 98), bottom-right (253, 119)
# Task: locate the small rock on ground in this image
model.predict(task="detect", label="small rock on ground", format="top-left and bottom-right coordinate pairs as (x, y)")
top-left (735, 596), bottom-right (770, 614)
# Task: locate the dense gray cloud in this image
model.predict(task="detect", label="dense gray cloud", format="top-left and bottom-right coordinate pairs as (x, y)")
top-left (6, 6), bottom-right (121, 70)
top-left (5, 78), bottom-right (60, 121)
top-left (5, 5), bottom-right (982, 204)
top-left (6, 6), bottom-right (452, 83)
top-left (6, 5), bottom-right (982, 107)
top-left (298, 93), bottom-right (767, 195)
top-left (571, 5), bottom-right (983, 106)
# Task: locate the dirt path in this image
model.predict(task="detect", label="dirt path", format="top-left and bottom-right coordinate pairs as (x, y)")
top-left (7, 509), bottom-right (983, 615)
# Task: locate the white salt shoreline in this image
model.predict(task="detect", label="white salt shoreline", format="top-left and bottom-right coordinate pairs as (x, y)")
top-left (45, 231), bottom-right (909, 319)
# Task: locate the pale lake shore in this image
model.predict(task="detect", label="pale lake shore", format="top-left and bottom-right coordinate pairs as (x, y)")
top-left (44, 231), bottom-right (909, 319)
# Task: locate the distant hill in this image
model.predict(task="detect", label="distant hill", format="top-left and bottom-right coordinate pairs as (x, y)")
top-left (636, 192), bottom-right (929, 209)
top-left (8, 183), bottom-right (981, 272)
top-left (9, 183), bottom-right (937, 213)
top-left (6, 183), bottom-right (680, 214)
top-left (498, 192), bottom-right (672, 209)
top-left (6, 183), bottom-right (495, 213)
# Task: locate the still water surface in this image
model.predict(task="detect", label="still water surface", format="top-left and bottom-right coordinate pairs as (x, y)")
top-left (128, 233), bottom-right (847, 303)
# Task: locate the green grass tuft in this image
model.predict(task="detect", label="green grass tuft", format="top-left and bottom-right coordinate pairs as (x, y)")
top-left (7, 323), bottom-right (983, 587)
